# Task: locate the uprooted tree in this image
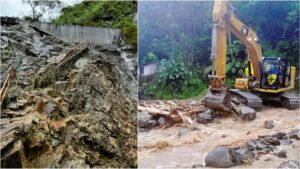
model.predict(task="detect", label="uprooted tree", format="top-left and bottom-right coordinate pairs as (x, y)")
top-left (22, 0), bottom-right (63, 21)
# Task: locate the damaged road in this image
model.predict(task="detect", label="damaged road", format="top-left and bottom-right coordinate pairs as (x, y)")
top-left (1, 21), bottom-right (137, 168)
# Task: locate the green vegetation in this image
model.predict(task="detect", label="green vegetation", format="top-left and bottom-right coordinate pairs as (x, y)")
top-left (139, 1), bottom-right (299, 99)
top-left (52, 1), bottom-right (137, 48)
top-left (144, 60), bottom-right (207, 99)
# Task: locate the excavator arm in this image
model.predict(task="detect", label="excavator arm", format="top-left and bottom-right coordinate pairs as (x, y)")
top-left (209, 1), bottom-right (262, 91)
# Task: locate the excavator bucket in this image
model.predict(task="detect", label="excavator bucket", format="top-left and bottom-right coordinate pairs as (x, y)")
top-left (203, 87), bottom-right (232, 113)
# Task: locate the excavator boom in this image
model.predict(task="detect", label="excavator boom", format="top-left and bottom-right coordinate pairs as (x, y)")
top-left (210, 1), bottom-right (262, 91)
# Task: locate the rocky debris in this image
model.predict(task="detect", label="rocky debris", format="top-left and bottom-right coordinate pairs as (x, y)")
top-left (1, 22), bottom-right (71, 87)
top-left (196, 109), bottom-right (214, 124)
top-left (1, 21), bottom-right (137, 168)
top-left (289, 129), bottom-right (300, 140)
top-left (278, 160), bottom-right (300, 169)
top-left (205, 147), bottom-right (236, 168)
top-left (205, 130), bottom-right (298, 168)
top-left (276, 149), bottom-right (287, 158)
top-left (264, 120), bottom-right (275, 129)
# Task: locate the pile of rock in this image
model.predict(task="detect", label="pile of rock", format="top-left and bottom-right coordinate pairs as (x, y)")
top-left (205, 129), bottom-right (300, 168)
top-left (1, 21), bottom-right (137, 168)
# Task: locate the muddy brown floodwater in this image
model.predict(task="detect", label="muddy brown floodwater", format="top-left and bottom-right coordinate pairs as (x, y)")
top-left (138, 104), bottom-right (300, 168)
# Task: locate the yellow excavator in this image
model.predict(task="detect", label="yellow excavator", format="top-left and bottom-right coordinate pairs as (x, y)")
top-left (203, 1), bottom-right (300, 111)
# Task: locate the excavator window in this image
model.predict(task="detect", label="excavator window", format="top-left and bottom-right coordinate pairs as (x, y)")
top-left (261, 57), bottom-right (290, 89)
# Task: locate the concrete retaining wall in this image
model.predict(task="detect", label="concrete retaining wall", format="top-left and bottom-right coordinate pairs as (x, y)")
top-left (32, 22), bottom-right (121, 44)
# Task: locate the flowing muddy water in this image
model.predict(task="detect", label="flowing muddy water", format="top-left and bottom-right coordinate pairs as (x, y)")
top-left (138, 105), bottom-right (300, 168)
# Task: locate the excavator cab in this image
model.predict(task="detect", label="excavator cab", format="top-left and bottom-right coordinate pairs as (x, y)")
top-left (260, 57), bottom-right (290, 89)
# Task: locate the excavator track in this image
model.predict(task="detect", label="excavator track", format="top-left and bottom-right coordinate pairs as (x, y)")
top-left (280, 93), bottom-right (300, 110)
top-left (229, 89), bottom-right (262, 110)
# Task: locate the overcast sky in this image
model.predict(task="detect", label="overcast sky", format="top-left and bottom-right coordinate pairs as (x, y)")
top-left (0, 0), bottom-right (81, 21)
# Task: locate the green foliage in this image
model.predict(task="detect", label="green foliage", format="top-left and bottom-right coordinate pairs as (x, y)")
top-left (141, 52), bottom-right (158, 65)
top-left (23, 16), bottom-right (34, 22)
top-left (52, 1), bottom-right (137, 48)
top-left (144, 59), bottom-right (207, 99)
top-left (226, 41), bottom-right (247, 79)
top-left (22, 0), bottom-right (62, 21)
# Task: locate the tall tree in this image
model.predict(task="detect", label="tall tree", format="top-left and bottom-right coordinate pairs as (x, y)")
top-left (22, 0), bottom-right (63, 21)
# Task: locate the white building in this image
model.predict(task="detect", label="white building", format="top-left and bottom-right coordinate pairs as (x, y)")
top-left (139, 63), bottom-right (158, 76)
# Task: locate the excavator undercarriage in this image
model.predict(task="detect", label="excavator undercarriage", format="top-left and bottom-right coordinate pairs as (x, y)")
top-left (204, 88), bottom-right (300, 114)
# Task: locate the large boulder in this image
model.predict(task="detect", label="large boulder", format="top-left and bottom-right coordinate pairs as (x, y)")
top-left (240, 106), bottom-right (256, 120)
top-left (205, 147), bottom-right (236, 168)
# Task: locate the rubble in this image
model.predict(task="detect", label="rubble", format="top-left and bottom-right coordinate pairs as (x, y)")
top-left (205, 130), bottom-right (299, 168)
top-left (0, 21), bottom-right (137, 168)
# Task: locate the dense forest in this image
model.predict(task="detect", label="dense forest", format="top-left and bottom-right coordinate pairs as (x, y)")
top-left (139, 1), bottom-right (300, 99)
top-left (52, 1), bottom-right (137, 48)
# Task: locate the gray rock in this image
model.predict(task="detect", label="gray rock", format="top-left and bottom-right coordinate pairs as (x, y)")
top-left (196, 110), bottom-right (214, 124)
top-left (240, 106), bottom-right (256, 120)
top-left (277, 160), bottom-right (300, 169)
top-left (279, 139), bottom-right (293, 145)
top-left (276, 149), bottom-right (287, 158)
top-left (137, 111), bottom-right (152, 128)
top-left (148, 120), bottom-right (158, 129)
top-left (256, 140), bottom-right (267, 150)
top-left (289, 129), bottom-right (300, 140)
top-left (205, 147), bottom-right (236, 168)
top-left (264, 120), bottom-right (275, 129)
top-left (158, 117), bottom-right (167, 126)
top-left (274, 132), bottom-right (287, 139)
